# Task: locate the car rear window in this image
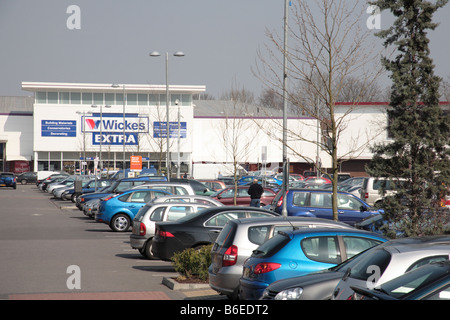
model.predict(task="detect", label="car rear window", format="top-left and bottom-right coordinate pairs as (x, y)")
top-left (348, 248), bottom-right (392, 281)
top-left (251, 232), bottom-right (290, 258)
top-left (215, 222), bottom-right (237, 248)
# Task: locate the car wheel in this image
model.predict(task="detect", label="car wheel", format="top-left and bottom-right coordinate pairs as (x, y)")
top-left (110, 214), bottom-right (130, 232)
top-left (21, 179), bottom-right (27, 185)
top-left (143, 239), bottom-right (155, 259)
top-left (71, 193), bottom-right (79, 203)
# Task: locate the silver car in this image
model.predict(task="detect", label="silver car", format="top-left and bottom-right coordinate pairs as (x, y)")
top-left (130, 202), bottom-right (212, 259)
top-left (150, 194), bottom-right (224, 207)
top-left (208, 216), bottom-right (354, 300)
top-left (332, 235), bottom-right (450, 300)
top-left (131, 182), bottom-right (196, 195)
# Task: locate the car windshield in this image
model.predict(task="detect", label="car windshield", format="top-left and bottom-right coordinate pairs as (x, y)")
top-left (379, 262), bottom-right (450, 299)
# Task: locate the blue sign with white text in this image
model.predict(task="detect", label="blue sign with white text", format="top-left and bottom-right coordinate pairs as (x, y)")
top-left (153, 121), bottom-right (187, 138)
top-left (92, 132), bottom-right (138, 145)
top-left (41, 120), bottom-right (77, 137)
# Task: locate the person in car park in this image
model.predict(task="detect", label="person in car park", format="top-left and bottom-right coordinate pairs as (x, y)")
top-left (248, 178), bottom-right (264, 207)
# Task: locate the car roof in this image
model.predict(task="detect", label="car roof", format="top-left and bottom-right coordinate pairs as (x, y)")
top-left (379, 235), bottom-right (450, 253)
top-left (287, 227), bottom-right (386, 239)
top-left (229, 216), bottom-right (353, 228)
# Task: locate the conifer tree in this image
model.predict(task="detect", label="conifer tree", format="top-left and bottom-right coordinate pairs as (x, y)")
top-left (367, 0), bottom-right (450, 237)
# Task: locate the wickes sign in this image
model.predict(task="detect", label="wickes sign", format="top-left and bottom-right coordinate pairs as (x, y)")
top-left (83, 113), bottom-right (149, 133)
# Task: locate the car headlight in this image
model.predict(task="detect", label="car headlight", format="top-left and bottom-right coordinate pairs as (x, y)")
top-left (274, 287), bottom-right (304, 300)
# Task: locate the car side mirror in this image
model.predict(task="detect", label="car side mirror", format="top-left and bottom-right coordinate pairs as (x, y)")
top-left (360, 205), bottom-right (367, 212)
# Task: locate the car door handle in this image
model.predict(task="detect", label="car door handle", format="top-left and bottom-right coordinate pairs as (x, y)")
top-left (309, 209), bottom-right (315, 212)
top-left (210, 229), bottom-right (222, 233)
top-left (338, 211), bottom-right (345, 214)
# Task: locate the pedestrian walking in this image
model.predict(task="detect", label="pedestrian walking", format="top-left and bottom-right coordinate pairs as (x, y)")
top-left (248, 178), bottom-right (264, 207)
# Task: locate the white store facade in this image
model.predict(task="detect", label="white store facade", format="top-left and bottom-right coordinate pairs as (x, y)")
top-left (2, 81), bottom-right (432, 178)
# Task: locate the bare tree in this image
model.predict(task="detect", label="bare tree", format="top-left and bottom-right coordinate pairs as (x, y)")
top-left (254, 0), bottom-right (385, 221)
top-left (218, 85), bottom-right (254, 205)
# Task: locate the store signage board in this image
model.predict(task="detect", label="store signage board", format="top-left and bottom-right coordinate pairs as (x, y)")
top-left (153, 121), bottom-right (187, 138)
top-left (41, 120), bottom-right (77, 137)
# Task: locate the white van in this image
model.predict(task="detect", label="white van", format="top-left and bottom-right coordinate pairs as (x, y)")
top-left (359, 177), bottom-right (406, 206)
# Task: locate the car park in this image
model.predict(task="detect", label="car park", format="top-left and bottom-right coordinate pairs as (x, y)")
top-left (239, 228), bottom-right (386, 300)
top-left (95, 188), bottom-right (172, 232)
top-left (151, 206), bottom-right (280, 261)
top-left (348, 260), bottom-right (450, 300)
top-left (208, 216), bottom-right (354, 299)
top-left (0, 172), bottom-right (16, 189)
top-left (130, 202), bottom-right (213, 259)
top-left (270, 188), bottom-right (382, 226)
top-left (16, 172), bottom-right (37, 185)
top-left (331, 235), bottom-right (450, 300)
top-left (210, 186), bottom-right (277, 207)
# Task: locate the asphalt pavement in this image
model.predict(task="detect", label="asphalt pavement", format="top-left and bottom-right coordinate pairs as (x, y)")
top-left (0, 184), bottom-right (223, 300)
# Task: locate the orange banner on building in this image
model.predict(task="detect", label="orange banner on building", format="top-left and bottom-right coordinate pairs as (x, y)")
top-left (130, 156), bottom-right (142, 171)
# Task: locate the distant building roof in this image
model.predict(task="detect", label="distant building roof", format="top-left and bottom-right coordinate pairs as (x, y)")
top-left (0, 96), bottom-right (33, 115)
top-left (193, 100), bottom-right (308, 118)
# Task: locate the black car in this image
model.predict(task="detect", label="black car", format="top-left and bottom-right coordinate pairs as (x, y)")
top-left (152, 206), bottom-right (280, 261)
top-left (16, 172), bottom-right (37, 185)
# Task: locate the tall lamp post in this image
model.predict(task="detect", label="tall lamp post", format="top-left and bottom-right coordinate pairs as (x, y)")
top-left (149, 51), bottom-right (185, 181)
top-left (111, 84), bottom-right (126, 174)
top-left (91, 104), bottom-right (111, 175)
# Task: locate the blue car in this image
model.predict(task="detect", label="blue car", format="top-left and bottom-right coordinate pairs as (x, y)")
top-left (239, 228), bottom-right (387, 300)
top-left (0, 172), bottom-right (16, 189)
top-left (95, 188), bottom-right (171, 232)
top-left (76, 176), bottom-right (167, 210)
top-left (270, 189), bottom-right (382, 226)
top-left (238, 175), bottom-right (283, 186)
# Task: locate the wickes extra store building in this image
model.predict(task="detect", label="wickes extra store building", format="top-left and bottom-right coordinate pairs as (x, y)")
top-left (22, 82), bottom-right (205, 174)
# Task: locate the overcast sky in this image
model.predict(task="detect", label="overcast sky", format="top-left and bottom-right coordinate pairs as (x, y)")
top-left (1, 0), bottom-right (449, 99)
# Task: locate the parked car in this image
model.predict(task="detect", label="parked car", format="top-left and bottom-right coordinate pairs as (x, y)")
top-left (239, 228), bottom-right (386, 300)
top-left (198, 180), bottom-right (227, 191)
top-left (261, 249), bottom-right (368, 300)
top-left (36, 171), bottom-right (68, 186)
top-left (209, 216), bottom-right (354, 299)
top-left (150, 194), bottom-right (224, 207)
top-left (0, 172), bottom-right (16, 189)
top-left (304, 177), bottom-right (331, 184)
top-left (16, 172), bottom-right (37, 185)
top-left (210, 186), bottom-right (277, 207)
top-left (151, 206), bottom-right (280, 261)
top-left (76, 176), bottom-right (167, 210)
top-left (132, 182), bottom-right (196, 196)
top-left (130, 202), bottom-right (213, 259)
top-left (359, 177), bottom-right (406, 207)
top-left (95, 188), bottom-right (172, 232)
top-left (270, 188), bottom-right (382, 226)
top-left (331, 235), bottom-right (450, 300)
top-left (60, 179), bottom-right (113, 202)
top-left (238, 175), bottom-right (283, 187)
top-left (349, 260), bottom-right (450, 300)
top-left (169, 178), bottom-right (214, 195)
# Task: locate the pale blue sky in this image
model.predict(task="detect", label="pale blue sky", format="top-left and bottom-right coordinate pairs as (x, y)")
top-left (1, 0), bottom-right (449, 99)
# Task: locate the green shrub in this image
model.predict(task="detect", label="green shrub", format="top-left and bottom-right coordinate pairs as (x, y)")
top-left (171, 244), bottom-right (213, 281)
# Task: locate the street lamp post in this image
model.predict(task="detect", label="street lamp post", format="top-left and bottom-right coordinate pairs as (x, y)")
top-left (149, 51), bottom-right (185, 181)
top-left (112, 84), bottom-right (126, 174)
top-left (91, 104), bottom-right (111, 175)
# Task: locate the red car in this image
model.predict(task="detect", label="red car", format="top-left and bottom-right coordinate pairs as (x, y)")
top-left (210, 186), bottom-right (277, 207)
